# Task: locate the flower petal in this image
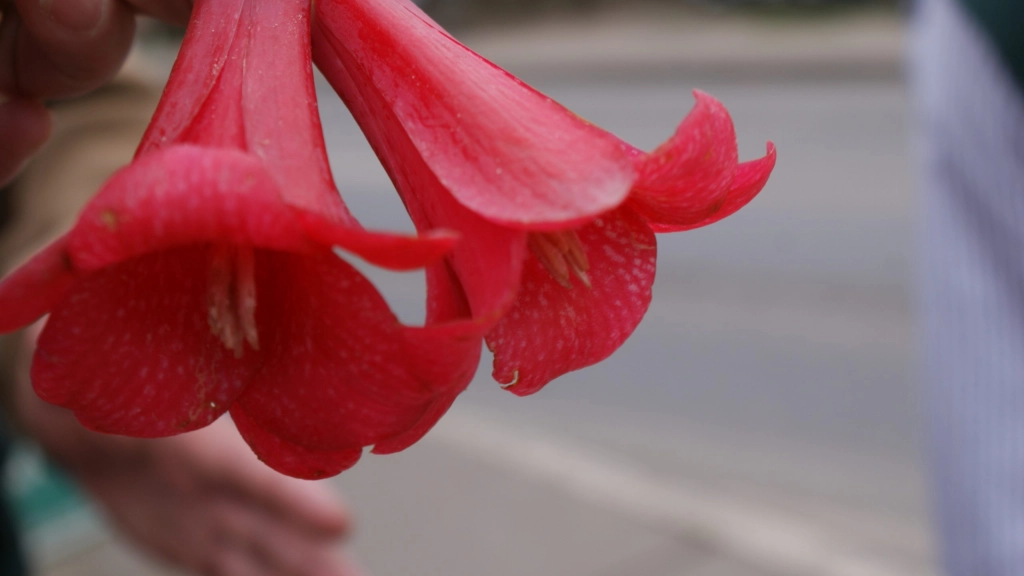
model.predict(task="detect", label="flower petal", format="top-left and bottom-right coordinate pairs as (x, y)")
top-left (314, 0), bottom-right (636, 229)
top-left (32, 246), bottom-right (259, 437)
top-left (380, 291), bottom-right (484, 455)
top-left (487, 207), bottom-right (657, 396)
top-left (69, 146), bottom-right (312, 271)
top-left (135, 0), bottom-right (459, 274)
top-left (371, 393), bottom-right (458, 455)
top-left (242, 0), bottom-right (464, 270)
top-left (314, 34), bottom-right (528, 320)
top-left (231, 406), bottom-right (362, 480)
top-left (627, 91), bottom-right (740, 227)
top-left (0, 235), bottom-right (76, 333)
top-left (649, 142), bottom-right (777, 233)
top-left (425, 261), bottom-right (472, 325)
top-left (297, 212), bottom-right (459, 272)
top-left (240, 0), bottom-right (351, 221)
top-left (136, 0), bottom-right (246, 156)
top-left (236, 250), bottom-right (480, 452)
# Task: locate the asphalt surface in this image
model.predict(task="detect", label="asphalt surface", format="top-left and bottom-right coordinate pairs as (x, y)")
top-left (38, 8), bottom-right (933, 576)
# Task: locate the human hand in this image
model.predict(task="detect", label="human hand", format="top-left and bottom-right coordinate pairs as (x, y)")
top-left (0, 97), bottom-right (49, 187)
top-left (14, 327), bottom-right (365, 576)
top-left (0, 0), bottom-right (192, 185)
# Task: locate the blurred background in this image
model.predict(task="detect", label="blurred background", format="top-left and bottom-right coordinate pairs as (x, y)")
top-left (7, 0), bottom-right (929, 575)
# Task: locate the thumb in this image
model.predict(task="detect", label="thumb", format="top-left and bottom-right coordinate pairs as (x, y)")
top-left (0, 97), bottom-right (51, 186)
top-left (1, 0), bottom-right (135, 99)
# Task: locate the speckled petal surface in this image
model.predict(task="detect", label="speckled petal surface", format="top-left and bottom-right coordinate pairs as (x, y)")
top-left (69, 146), bottom-right (312, 271)
top-left (231, 407), bottom-right (362, 480)
top-left (486, 207), bottom-right (657, 396)
top-left (626, 91), bottom-right (740, 227)
top-left (650, 142), bottom-right (777, 233)
top-left (32, 246), bottom-right (259, 437)
top-left (314, 0), bottom-right (636, 229)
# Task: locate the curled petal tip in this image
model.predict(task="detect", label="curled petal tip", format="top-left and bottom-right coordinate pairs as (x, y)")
top-left (689, 90), bottom-right (732, 123)
top-left (690, 89), bottom-right (719, 105)
top-left (627, 90), bottom-right (739, 228)
top-left (750, 140), bottom-right (778, 175)
top-left (648, 139), bottom-right (777, 233)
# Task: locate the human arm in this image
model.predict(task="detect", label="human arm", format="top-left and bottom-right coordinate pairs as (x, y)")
top-left (12, 324), bottom-right (365, 576)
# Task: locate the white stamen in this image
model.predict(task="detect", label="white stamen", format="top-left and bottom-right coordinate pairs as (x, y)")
top-left (235, 247), bottom-right (259, 351)
top-left (207, 245), bottom-right (259, 358)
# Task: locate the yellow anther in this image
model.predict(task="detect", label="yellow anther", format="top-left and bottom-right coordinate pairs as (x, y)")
top-left (528, 231), bottom-right (591, 289)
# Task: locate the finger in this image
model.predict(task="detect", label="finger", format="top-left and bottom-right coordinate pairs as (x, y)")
top-left (242, 474), bottom-right (350, 538)
top-left (213, 498), bottom-right (349, 576)
top-left (207, 545), bottom-right (269, 576)
top-left (0, 0), bottom-right (135, 99)
top-left (220, 422), bottom-right (351, 537)
top-left (124, 0), bottom-right (192, 26)
top-left (0, 97), bottom-right (50, 185)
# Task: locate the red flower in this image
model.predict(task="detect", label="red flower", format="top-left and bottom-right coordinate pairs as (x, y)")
top-left (0, 0), bottom-right (483, 479)
top-left (312, 0), bottom-right (777, 395)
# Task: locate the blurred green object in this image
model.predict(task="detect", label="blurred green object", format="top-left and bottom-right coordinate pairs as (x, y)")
top-left (2, 443), bottom-right (105, 572)
top-left (3, 444), bottom-right (84, 533)
top-left (0, 476), bottom-right (27, 576)
top-left (956, 0), bottom-right (1024, 93)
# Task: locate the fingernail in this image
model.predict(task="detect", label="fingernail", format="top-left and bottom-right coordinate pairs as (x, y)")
top-left (41, 0), bottom-right (105, 33)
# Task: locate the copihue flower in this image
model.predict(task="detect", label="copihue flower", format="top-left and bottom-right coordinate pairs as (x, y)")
top-left (0, 0), bottom-right (484, 479)
top-left (312, 0), bottom-right (777, 395)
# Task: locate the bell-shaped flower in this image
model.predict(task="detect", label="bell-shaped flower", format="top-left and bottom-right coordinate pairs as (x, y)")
top-left (312, 0), bottom-right (777, 396)
top-left (0, 0), bottom-right (483, 479)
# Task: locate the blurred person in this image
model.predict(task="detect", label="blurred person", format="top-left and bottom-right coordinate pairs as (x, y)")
top-left (913, 0), bottom-right (1024, 574)
top-left (1, 2), bottom-right (363, 575)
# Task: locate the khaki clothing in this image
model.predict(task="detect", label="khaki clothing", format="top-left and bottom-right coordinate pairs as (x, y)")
top-left (0, 58), bottom-right (163, 426)
top-left (0, 59), bottom-right (163, 274)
